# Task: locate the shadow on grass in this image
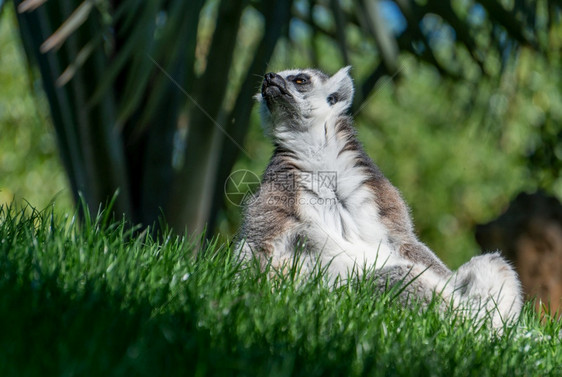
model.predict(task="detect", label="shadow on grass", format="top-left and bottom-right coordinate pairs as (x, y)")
top-left (0, 261), bottom-right (218, 376)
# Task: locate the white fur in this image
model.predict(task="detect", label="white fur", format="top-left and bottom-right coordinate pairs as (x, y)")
top-left (259, 67), bottom-right (402, 277)
top-left (247, 66), bottom-right (522, 329)
top-left (450, 253), bottom-right (523, 327)
top-left (288, 117), bottom-right (401, 276)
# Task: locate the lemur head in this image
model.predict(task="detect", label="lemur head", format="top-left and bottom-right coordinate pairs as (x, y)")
top-left (256, 66), bottom-right (354, 135)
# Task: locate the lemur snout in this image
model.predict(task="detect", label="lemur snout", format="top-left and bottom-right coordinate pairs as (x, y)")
top-left (262, 72), bottom-right (289, 99)
top-left (264, 72), bottom-right (280, 82)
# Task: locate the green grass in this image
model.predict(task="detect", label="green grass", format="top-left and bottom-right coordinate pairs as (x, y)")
top-left (0, 204), bottom-right (560, 377)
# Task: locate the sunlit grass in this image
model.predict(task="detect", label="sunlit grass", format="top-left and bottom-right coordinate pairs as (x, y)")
top-left (0, 203), bottom-right (560, 376)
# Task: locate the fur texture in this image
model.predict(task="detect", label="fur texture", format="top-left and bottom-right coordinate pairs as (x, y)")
top-left (237, 66), bottom-right (522, 329)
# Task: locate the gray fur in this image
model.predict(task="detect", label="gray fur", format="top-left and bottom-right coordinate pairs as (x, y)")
top-left (236, 66), bottom-right (522, 330)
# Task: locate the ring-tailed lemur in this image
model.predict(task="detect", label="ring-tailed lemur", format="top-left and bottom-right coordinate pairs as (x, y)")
top-left (237, 66), bottom-right (522, 329)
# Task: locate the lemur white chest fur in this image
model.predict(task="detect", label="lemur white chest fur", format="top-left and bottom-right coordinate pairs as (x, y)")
top-left (239, 66), bottom-right (439, 276)
top-left (274, 112), bottom-right (398, 274)
top-left (237, 66), bottom-right (522, 330)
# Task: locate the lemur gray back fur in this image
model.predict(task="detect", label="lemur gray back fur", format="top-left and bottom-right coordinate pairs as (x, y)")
top-left (237, 66), bottom-right (522, 330)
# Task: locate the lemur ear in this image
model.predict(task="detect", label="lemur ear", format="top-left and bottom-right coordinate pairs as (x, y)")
top-left (327, 66), bottom-right (354, 108)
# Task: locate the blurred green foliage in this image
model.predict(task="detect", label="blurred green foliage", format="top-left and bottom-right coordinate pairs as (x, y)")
top-left (220, 11), bottom-right (562, 268)
top-left (0, 8), bottom-right (71, 211)
top-left (2, 2), bottom-right (562, 268)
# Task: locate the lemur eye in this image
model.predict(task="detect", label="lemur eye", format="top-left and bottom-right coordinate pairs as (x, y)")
top-left (294, 76), bottom-right (307, 85)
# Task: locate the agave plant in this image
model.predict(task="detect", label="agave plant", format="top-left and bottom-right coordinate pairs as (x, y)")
top-left (8, 0), bottom-right (558, 236)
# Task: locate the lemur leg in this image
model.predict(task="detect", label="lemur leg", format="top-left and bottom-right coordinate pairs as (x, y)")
top-left (371, 254), bottom-right (522, 329)
top-left (237, 227), bottom-right (316, 276)
top-left (293, 221), bottom-right (402, 282)
top-left (371, 263), bottom-right (453, 307)
top-left (399, 242), bottom-right (451, 277)
top-left (451, 252), bottom-right (522, 328)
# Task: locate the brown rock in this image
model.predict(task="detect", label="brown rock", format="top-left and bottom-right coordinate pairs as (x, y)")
top-left (476, 192), bottom-right (562, 316)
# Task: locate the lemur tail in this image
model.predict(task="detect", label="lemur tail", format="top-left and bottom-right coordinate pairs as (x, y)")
top-left (451, 252), bottom-right (523, 330)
